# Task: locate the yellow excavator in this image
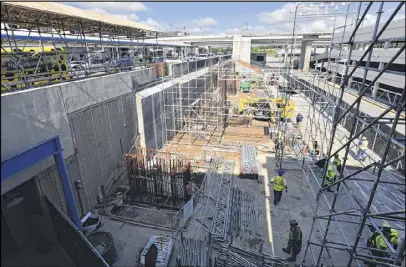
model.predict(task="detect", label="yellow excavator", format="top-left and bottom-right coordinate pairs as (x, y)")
top-left (236, 96), bottom-right (295, 121)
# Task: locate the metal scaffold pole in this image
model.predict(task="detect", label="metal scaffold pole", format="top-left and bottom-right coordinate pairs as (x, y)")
top-left (282, 2), bottom-right (405, 266)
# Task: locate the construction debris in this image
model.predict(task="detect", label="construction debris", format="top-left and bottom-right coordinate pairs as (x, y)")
top-left (215, 243), bottom-right (288, 267)
top-left (230, 187), bottom-right (259, 238)
top-left (139, 236), bottom-right (173, 267)
top-left (177, 238), bottom-right (209, 267)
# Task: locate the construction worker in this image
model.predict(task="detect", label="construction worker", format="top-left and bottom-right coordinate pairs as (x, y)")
top-left (296, 113), bottom-right (304, 127)
top-left (357, 136), bottom-right (369, 161)
top-left (382, 223), bottom-right (399, 250)
top-left (270, 169), bottom-right (287, 205)
top-left (333, 154), bottom-right (342, 173)
top-left (312, 140), bottom-right (320, 156)
top-left (274, 131), bottom-right (283, 153)
top-left (248, 110), bottom-right (254, 127)
top-left (282, 219), bottom-right (303, 262)
top-left (367, 226), bottom-right (390, 266)
top-left (324, 164), bottom-right (337, 192)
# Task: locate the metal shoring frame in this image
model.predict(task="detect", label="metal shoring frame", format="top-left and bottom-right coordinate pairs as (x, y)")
top-left (277, 2), bottom-right (354, 168)
top-left (290, 74), bottom-right (404, 266)
top-left (286, 2), bottom-right (406, 266)
top-left (314, 3), bottom-right (382, 264)
top-left (290, 84), bottom-right (404, 266)
top-left (210, 160), bottom-right (234, 243)
top-left (288, 68), bottom-right (403, 262)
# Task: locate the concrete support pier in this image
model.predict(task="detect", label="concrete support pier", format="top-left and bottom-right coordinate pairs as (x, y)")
top-left (299, 40), bottom-right (312, 72)
top-left (232, 36), bottom-right (251, 62)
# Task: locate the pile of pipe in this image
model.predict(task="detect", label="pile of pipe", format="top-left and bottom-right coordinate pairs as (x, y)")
top-left (215, 243), bottom-right (288, 267)
top-left (230, 187), bottom-right (259, 237)
top-left (177, 238), bottom-right (209, 267)
top-left (240, 145), bottom-right (259, 180)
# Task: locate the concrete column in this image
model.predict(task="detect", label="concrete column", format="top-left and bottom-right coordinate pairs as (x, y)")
top-left (299, 41), bottom-right (312, 72)
top-left (192, 47), bottom-right (199, 54)
top-left (232, 36), bottom-right (251, 62)
top-left (283, 48), bottom-right (288, 63)
top-left (372, 82), bottom-right (380, 99)
top-left (207, 46), bottom-right (211, 53)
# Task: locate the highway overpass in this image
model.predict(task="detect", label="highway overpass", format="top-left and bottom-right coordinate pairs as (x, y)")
top-left (146, 33), bottom-right (332, 63)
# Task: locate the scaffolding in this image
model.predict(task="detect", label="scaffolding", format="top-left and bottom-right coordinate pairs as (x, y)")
top-left (279, 2), bottom-right (405, 266)
top-left (163, 56), bottom-right (275, 148)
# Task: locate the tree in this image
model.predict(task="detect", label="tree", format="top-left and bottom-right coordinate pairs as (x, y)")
top-left (251, 47), bottom-right (261, 53)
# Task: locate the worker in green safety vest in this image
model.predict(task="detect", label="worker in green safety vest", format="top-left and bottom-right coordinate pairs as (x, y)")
top-left (324, 164), bottom-right (337, 192)
top-left (367, 225), bottom-right (390, 266)
top-left (282, 219), bottom-right (303, 262)
top-left (382, 223), bottom-right (399, 250)
top-left (270, 169), bottom-right (287, 205)
top-left (333, 154), bottom-right (342, 173)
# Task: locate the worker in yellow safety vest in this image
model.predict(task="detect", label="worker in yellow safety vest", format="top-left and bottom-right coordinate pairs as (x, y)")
top-left (333, 154), bottom-right (342, 173)
top-left (324, 164), bottom-right (337, 192)
top-left (367, 225), bottom-right (390, 266)
top-left (357, 136), bottom-right (369, 161)
top-left (270, 169), bottom-right (287, 205)
top-left (382, 223), bottom-right (399, 250)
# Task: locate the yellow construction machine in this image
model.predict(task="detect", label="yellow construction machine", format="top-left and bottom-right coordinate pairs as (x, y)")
top-left (235, 96), bottom-right (295, 121)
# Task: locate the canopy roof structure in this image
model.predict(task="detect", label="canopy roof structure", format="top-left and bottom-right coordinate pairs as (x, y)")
top-left (1, 2), bottom-right (163, 37)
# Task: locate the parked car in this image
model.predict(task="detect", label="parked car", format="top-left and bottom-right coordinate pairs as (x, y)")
top-left (69, 61), bottom-right (89, 71)
top-left (208, 53), bottom-right (215, 57)
top-left (187, 56), bottom-right (198, 61)
top-left (217, 52), bottom-right (224, 56)
top-left (197, 54), bottom-right (209, 59)
top-left (109, 56), bottom-right (133, 68)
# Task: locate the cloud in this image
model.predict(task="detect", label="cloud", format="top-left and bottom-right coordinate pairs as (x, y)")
top-left (91, 8), bottom-right (140, 21)
top-left (257, 3), bottom-right (339, 33)
top-left (259, 3), bottom-right (297, 23)
top-left (144, 17), bottom-right (217, 34)
top-left (193, 17), bottom-right (217, 27)
top-left (257, 2), bottom-right (406, 34)
top-left (73, 2), bottom-right (147, 14)
top-left (66, 2), bottom-right (147, 23)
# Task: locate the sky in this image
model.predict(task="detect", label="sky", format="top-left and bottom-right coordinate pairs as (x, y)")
top-left (65, 2), bottom-right (405, 35)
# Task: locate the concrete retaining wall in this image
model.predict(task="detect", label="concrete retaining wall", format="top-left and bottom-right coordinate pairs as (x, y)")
top-left (170, 57), bottom-right (225, 78)
top-left (137, 62), bottom-right (223, 150)
top-left (1, 67), bottom-right (155, 213)
top-left (1, 86), bottom-right (75, 195)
